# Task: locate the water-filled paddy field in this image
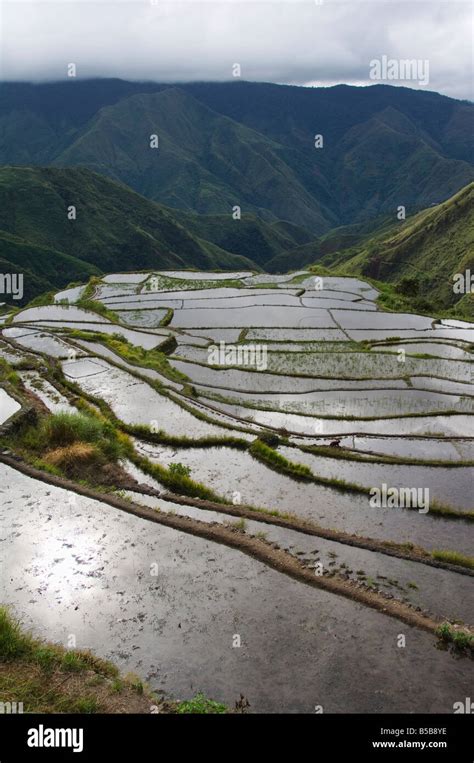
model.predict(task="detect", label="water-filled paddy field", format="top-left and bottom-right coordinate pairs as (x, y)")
top-left (1, 269), bottom-right (473, 712)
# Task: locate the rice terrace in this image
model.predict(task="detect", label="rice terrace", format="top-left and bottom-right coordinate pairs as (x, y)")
top-left (0, 267), bottom-right (472, 714)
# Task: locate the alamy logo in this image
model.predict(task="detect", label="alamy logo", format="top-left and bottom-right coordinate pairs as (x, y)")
top-left (369, 56), bottom-right (429, 86)
top-left (369, 483), bottom-right (429, 513)
top-left (453, 269), bottom-right (474, 294)
top-left (453, 697), bottom-right (473, 713)
top-left (208, 341), bottom-right (267, 371)
top-left (27, 725), bottom-right (84, 753)
top-left (0, 701), bottom-right (23, 713)
top-left (0, 273), bottom-right (23, 300)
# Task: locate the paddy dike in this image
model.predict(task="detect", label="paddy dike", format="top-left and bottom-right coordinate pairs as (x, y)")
top-left (0, 461), bottom-right (472, 713)
top-left (1, 269), bottom-right (473, 712)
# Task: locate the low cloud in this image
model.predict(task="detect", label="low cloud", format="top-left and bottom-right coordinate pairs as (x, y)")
top-left (0, 0), bottom-right (471, 100)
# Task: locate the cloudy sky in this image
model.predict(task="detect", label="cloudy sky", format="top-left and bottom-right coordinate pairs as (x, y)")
top-left (0, 0), bottom-right (472, 100)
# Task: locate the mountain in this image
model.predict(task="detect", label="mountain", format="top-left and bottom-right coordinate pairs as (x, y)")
top-left (171, 209), bottom-right (314, 269)
top-left (0, 165), bottom-right (472, 316)
top-left (0, 231), bottom-right (99, 304)
top-left (183, 81), bottom-right (474, 162)
top-left (320, 182), bottom-right (474, 315)
top-left (53, 87), bottom-right (336, 232)
top-left (0, 166), bottom-right (258, 303)
top-left (1, 80), bottom-right (473, 232)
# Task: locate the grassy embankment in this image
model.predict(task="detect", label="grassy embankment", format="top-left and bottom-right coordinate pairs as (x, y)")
top-left (0, 607), bottom-right (228, 713)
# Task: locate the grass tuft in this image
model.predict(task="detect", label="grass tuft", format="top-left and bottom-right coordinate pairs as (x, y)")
top-left (176, 692), bottom-right (227, 714)
top-left (431, 550), bottom-right (474, 570)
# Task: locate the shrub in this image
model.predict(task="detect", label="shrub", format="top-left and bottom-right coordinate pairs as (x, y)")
top-left (257, 432), bottom-right (280, 448)
top-left (177, 693), bottom-right (227, 714)
top-left (436, 622), bottom-right (473, 655)
top-left (41, 413), bottom-right (104, 448)
top-left (169, 462), bottom-right (191, 478)
top-left (397, 276), bottom-right (420, 297)
top-left (15, 412), bottom-right (131, 479)
top-left (61, 651), bottom-right (88, 673)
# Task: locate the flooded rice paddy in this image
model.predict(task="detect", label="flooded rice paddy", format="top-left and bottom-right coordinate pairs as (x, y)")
top-left (1, 464), bottom-right (472, 713)
top-left (1, 270), bottom-right (473, 712)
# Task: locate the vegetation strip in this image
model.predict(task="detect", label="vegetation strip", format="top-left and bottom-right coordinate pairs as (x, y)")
top-left (8, 342), bottom-right (472, 522)
top-left (172, 354), bottom-right (472, 388)
top-left (0, 607), bottom-right (226, 714)
top-left (0, 449), bottom-right (472, 583)
top-left (153, 489), bottom-right (474, 576)
top-left (294, 441), bottom-right (474, 468)
top-left (0, 453), bottom-right (472, 648)
top-left (248, 440), bottom-right (473, 519)
top-left (2, 337), bottom-right (472, 521)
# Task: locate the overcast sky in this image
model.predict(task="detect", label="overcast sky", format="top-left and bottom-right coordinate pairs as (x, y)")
top-left (0, 0), bottom-right (472, 100)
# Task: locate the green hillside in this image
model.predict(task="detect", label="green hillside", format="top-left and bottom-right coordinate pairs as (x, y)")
top-left (0, 166), bottom-right (257, 303)
top-left (320, 183), bottom-right (474, 316)
top-left (53, 88), bottom-right (335, 233)
top-left (264, 216), bottom-right (395, 272)
top-left (2, 80), bottom-right (472, 231)
top-left (0, 166), bottom-right (472, 313)
top-left (172, 209), bottom-right (314, 268)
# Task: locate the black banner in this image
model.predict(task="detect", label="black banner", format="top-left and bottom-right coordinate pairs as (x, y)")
top-left (0, 713), bottom-right (472, 761)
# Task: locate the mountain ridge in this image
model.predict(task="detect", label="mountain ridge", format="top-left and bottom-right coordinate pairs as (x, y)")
top-left (1, 79), bottom-right (472, 231)
top-left (0, 166), bottom-right (258, 302)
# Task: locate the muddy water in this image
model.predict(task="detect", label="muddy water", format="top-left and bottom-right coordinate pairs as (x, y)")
top-left (278, 446), bottom-right (474, 510)
top-left (104, 289), bottom-right (300, 306)
top-left (372, 342), bottom-right (473, 360)
top-left (126, 490), bottom-right (474, 626)
top-left (5, 329), bottom-right (81, 359)
top-left (179, 328), bottom-right (242, 343)
top-left (334, 311), bottom-right (434, 331)
top-left (348, 328), bottom-right (474, 343)
top-left (325, 435), bottom-right (474, 462)
top-left (54, 286), bottom-right (85, 303)
top-left (263, 350), bottom-right (472, 383)
top-left (247, 328), bottom-right (348, 341)
top-left (243, 271), bottom-right (309, 285)
top-left (157, 270), bottom-right (253, 281)
top-left (0, 341), bottom-right (29, 364)
top-left (42, 322), bottom-right (167, 350)
top-left (302, 297), bottom-right (377, 310)
top-left (110, 299), bottom-right (184, 311)
top-left (20, 372), bottom-right (75, 414)
top-left (412, 377), bottom-right (473, 396)
top-left (61, 357), bottom-right (234, 438)
top-left (170, 358), bottom-right (410, 392)
top-left (95, 284), bottom-right (139, 300)
top-left (205, 400), bottom-right (474, 438)
top-left (102, 273), bottom-right (149, 283)
top-left (182, 294), bottom-right (302, 309)
top-left (1, 464), bottom-right (471, 713)
top-left (73, 340), bottom-right (183, 390)
top-left (294, 276), bottom-right (379, 300)
top-left (133, 441), bottom-right (472, 555)
top-left (115, 309), bottom-right (168, 328)
top-left (13, 305), bottom-right (110, 324)
top-left (198, 387), bottom-right (474, 417)
top-left (171, 305), bottom-right (337, 329)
